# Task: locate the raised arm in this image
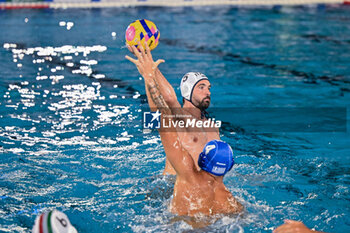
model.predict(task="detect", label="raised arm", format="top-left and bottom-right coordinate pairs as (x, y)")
top-left (125, 43), bottom-right (196, 177)
top-left (126, 44), bottom-right (157, 110)
top-left (154, 68), bottom-right (181, 109)
top-left (126, 44), bottom-right (181, 110)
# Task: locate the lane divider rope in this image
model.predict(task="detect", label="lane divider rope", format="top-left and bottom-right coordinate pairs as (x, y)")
top-left (0, 0), bottom-right (348, 10)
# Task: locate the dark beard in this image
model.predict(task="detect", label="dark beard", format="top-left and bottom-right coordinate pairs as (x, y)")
top-left (198, 97), bottom-right (210, 111)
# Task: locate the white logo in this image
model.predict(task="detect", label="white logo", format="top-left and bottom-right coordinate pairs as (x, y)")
top-left (212, 166), bottom-right (226, 175)
top-left (216, 162), bottom-right (226, 166)
top-left (205, 145), bottom-right (216, 155)
top-left (143, 110), bottom-right (161, 129)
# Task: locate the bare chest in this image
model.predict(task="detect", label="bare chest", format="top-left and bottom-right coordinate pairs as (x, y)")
top-left (178, 130), bottom-right (219, 162)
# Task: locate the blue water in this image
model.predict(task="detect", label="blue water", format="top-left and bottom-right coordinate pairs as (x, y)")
top-left (1, 5), bottom-right (350, 233)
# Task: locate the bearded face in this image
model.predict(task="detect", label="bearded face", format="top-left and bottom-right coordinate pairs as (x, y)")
top-left (191, 80), bottom-right (211, 110)
top-left (197, 96), bottom-right (211, 110)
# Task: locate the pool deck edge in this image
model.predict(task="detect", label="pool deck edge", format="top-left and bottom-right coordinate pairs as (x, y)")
top-left (0, 0), bottom-right (349, 10)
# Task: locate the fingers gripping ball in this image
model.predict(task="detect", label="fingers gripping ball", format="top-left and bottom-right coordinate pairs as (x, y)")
top-left (125, 19), bottom-right (160, 51)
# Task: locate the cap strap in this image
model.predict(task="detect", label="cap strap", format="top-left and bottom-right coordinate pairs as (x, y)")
top-left (188, 78), bottom-right (208, 103)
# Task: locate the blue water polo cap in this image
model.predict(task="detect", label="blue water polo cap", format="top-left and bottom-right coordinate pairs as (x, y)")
top-left (198, 140), bottom-right (234, 176)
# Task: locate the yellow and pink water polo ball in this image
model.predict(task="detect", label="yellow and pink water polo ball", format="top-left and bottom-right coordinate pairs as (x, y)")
top-left (125, 19), bottom-right (160, 51)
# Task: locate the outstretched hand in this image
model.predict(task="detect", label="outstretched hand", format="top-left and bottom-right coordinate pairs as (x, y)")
top-left (125, 42), bottom-right (164, 80)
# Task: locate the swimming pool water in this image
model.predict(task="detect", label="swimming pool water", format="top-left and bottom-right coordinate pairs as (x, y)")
top-left (0, 5), bottom-right (350, 233)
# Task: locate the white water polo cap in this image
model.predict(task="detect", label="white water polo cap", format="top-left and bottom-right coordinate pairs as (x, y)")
top-left (32, 210), bottom-right (78, 233)
top-left (180, 72), bottom-right (209, 102)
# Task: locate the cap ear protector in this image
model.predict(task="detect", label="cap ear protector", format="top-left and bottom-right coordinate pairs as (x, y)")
top-left (198, 140), bottom-right (234, 176)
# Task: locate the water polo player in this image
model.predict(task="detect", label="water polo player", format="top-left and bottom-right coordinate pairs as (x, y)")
top-left (166, 138), bottom-right (244, 216)
top-left (125, 41), bottom-right (243, 217)
top-left (126, 41), bottom-right (220, 175)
